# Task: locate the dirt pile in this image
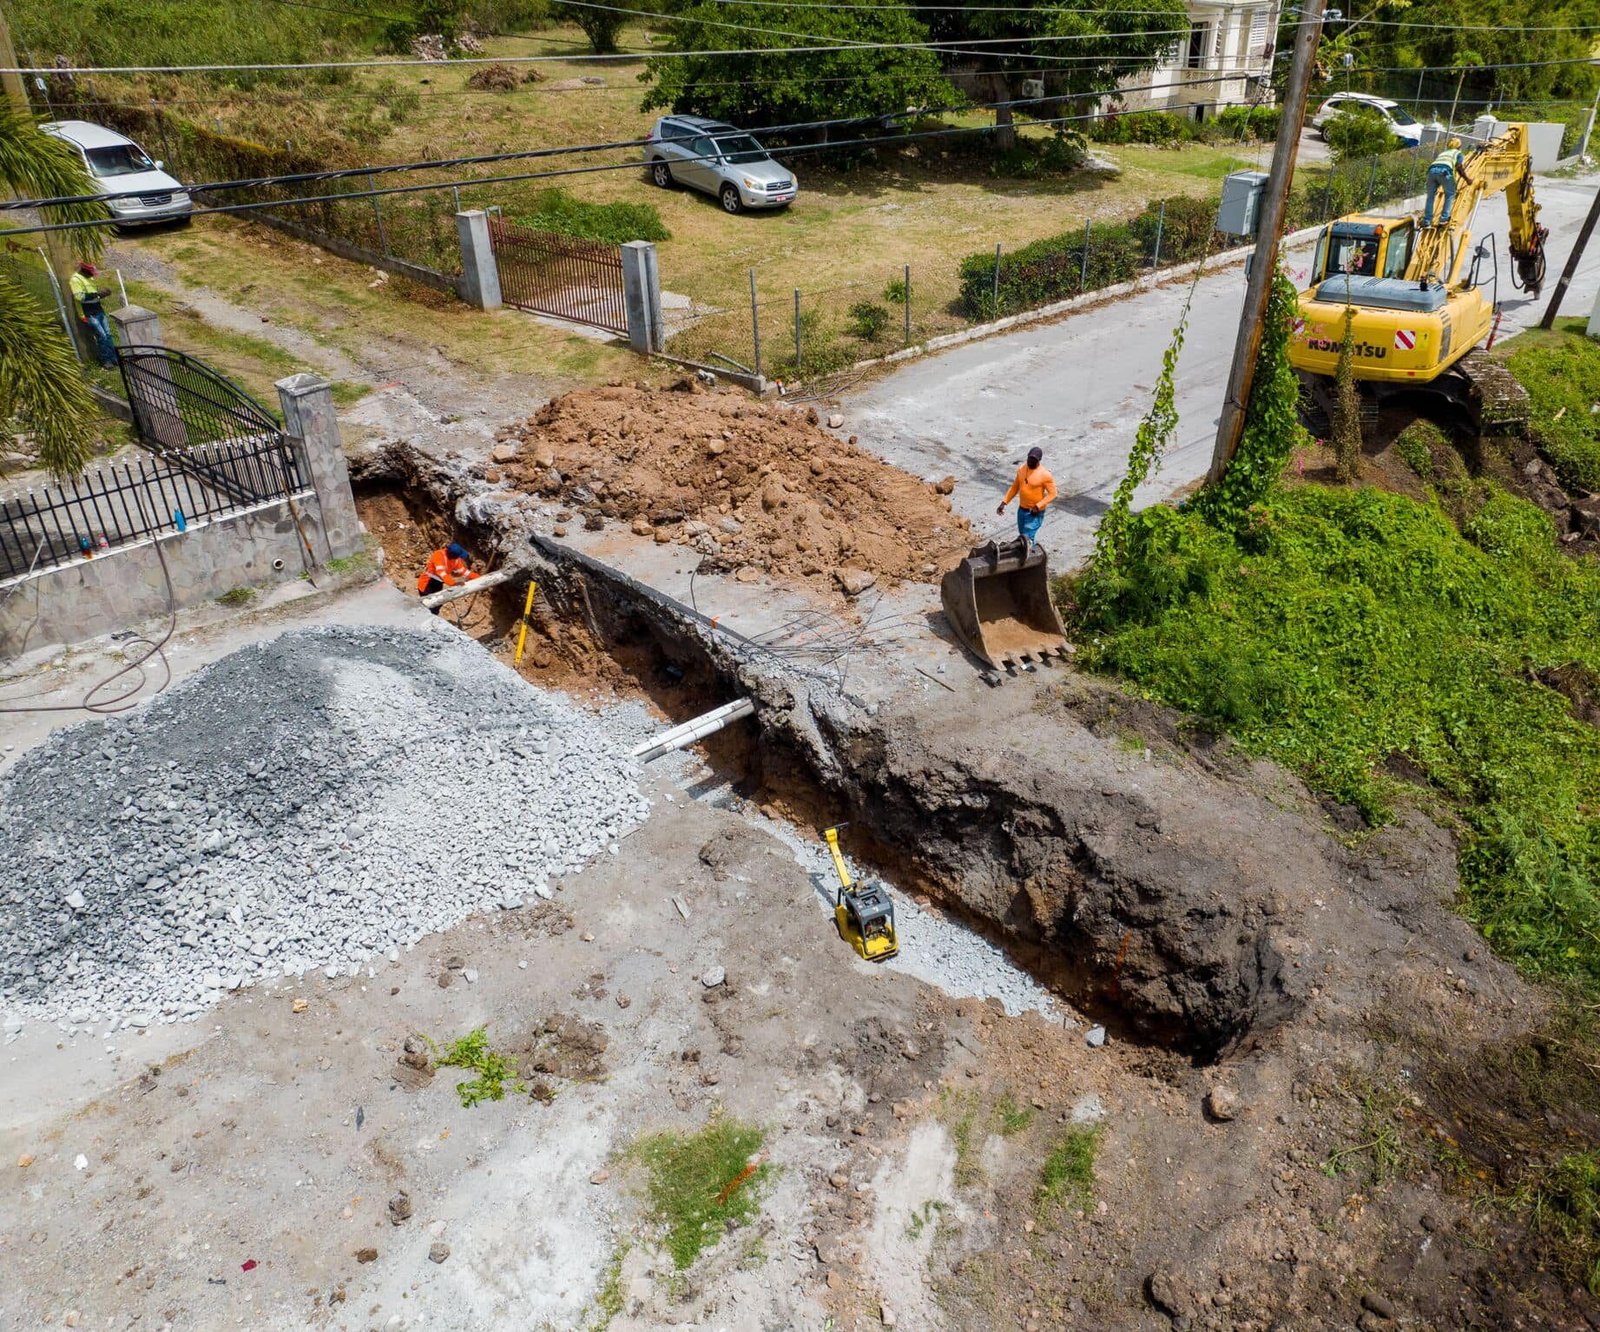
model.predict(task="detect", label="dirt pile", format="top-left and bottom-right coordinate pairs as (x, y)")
top-left (502, 383), bottom-right (973, 598)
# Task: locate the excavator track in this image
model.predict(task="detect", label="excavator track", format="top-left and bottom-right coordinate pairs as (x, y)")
top-left (1453, 350), bottom-right (1530, 434)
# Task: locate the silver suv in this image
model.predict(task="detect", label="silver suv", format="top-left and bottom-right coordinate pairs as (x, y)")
top-left (644, 116), bottom-right (798, 214)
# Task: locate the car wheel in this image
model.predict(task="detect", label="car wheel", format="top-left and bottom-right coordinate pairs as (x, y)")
top-left (720, 184), bottom-right (742, 214)
top-left (651, 159), bottom-right (673, 189)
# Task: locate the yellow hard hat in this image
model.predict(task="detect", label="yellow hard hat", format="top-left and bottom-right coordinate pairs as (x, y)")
top-left (1448, 137), bottom-right (1461, 148)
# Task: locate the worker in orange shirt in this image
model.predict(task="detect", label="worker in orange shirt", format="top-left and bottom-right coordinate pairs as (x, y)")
top-left (416, 542), bottom-right (478, 614)
top-left (996, 446), bottom-right (1057, 549)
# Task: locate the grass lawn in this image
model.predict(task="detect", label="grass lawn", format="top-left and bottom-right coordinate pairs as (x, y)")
top-left (92, 28), bottom-right (1262, 341)
top-left (120, 216), bottom-right (644, 406)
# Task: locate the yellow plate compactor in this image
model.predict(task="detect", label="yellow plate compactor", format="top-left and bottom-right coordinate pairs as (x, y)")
top-left (823, 824), bottom-right (898, 962)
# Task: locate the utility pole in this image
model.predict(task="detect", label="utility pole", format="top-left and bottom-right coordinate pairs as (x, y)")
top-left (1539, 185), bottom-right (1600, 329)
top-left (1208, 0), bottom-right (1326, 485)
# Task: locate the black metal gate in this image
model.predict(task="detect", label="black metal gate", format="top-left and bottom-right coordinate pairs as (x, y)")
top-left (489, 217), bottom-right (628, 334)
top-left (117, 347), bottom-right (298, 506)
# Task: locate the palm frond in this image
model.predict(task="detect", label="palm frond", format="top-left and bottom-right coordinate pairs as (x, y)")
top-left (0, 265), bottom-right (104, 479)
top-left (0, 103), bottom-right (112, 260)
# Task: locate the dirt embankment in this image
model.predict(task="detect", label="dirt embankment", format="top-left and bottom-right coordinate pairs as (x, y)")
top-left (500, 382), bottom-right (973, 599)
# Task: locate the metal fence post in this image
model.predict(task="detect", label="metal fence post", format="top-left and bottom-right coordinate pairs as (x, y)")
top-left (1152, 200), bottom-right (1165, 268)
top-left (367, 171), bottom-right (389, 256)
top-left (992, 242), bottom-right (1002, 317)
top-left (749, 269), bottom-right (761, 380)
top-left (1081, 218), bottom-right (1092, 289)
top-left (793, 288), bottom-right (801, 372)
top-left (903, 263), bottom-right (911, 345)
top-left (36, 253), bottom-right (80, 359)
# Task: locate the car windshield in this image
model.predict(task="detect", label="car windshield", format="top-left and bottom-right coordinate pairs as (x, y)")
top-left (1388, 106), bottom-right (1418, 126)
top-left (85, 144), bottom-right (156, 177)
top-left (714, 135), bottom-right (769, 165)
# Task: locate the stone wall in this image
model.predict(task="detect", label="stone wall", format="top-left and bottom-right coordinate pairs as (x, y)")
top-left (0, 496), bottom-right (322, 659)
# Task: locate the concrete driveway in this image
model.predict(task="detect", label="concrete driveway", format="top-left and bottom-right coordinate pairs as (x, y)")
top-left (844, 171), bottom-right (1599, 566)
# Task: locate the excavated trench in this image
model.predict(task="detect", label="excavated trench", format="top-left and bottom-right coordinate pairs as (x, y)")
top-left (352, 450), bottom-right (1303, 1062)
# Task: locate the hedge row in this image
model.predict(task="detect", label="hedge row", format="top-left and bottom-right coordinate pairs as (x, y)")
top-left (1087, 105), bottom-right (1282, 147)
top-left (957, 145), bottom-right (1432, 320)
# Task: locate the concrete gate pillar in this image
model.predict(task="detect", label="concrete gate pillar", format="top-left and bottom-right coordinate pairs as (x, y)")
top-left (621, 240), bottom-right (664, 354)
top-left (455, 210), bottom-right (503, 311)
top-left (276, 373), bottom-right (362, 560)
top-left (110, 305), bottom-right (188, 449)
top-left (110, 304), bottom-right (163, 347)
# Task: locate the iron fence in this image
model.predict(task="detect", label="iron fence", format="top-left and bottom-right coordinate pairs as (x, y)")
top-left (0, 437), bottom-right (310, 580)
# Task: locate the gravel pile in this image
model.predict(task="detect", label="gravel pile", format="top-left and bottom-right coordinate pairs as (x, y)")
top-left (0, 625), bottom-right (650, 1035)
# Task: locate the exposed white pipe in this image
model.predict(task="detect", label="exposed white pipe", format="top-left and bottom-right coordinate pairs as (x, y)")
top-left (631, 698), bottom-right (755, 763)
top-left (419, 567), bottom-right (513, 610)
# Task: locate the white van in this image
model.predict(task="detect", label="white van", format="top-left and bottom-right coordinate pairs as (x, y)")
top-left (40, 120), bottom-right (192, 228)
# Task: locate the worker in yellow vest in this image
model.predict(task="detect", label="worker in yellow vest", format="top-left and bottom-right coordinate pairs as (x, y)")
top-left (1423, 140), bottom-right (1468, 228)
top-left (68, 262), bottom-right (117, 369)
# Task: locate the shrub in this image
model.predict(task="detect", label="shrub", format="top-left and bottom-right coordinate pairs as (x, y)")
top-left (957, 221), bottom-right (1143, 319)
top-left (1210, 105), bottom-right (1282, 142)
top-left (513, 188), bottom-right (670, 244)
top-left (993, 133), bottom-right (1089, 178)
top-left (1129, 195), bottom-right (1219, 264)
top-left (1505, 320), bottom-right (1600, 494)
top-left (1088, 109), bottom-right (1195, 145)
top-left (848, 300), bottom-right (891, 341)
top-left (883, 275), bottom-right (909, 305)
top-left (1324, 107), bottom-right (1401, 165)
top-left (1394, 420), bottom-right (1448, 477)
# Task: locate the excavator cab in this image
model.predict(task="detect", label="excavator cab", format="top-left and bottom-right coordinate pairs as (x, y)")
top-left (940, 537), bottom-right (1070, 674)
top-left (823, 825), bottom-right (898, 963)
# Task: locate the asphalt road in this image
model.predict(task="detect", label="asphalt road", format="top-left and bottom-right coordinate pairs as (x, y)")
top-left (846, 170), bottom-right (1600, 566)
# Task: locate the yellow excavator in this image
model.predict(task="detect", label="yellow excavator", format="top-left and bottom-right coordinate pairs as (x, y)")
top-left (1288, 124), bottom-right (1548, 428)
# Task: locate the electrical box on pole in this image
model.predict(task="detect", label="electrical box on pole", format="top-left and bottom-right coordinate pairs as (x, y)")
top-left (1217, 171), bottom-right (1270, 238)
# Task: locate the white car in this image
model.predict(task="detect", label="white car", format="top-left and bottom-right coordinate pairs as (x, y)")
top-left (1310, 93), bottom-right (1424, 147)
top-left (40, 120), bottom-right (192, 228)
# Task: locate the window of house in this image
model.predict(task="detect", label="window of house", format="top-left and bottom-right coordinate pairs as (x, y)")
top-left (1248, 8), bottom-right (1269, 55)
top-left (1185, 24), bottom-right (1214, 69)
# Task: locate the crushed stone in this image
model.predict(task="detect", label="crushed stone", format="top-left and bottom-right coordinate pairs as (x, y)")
top-left (0, 624), bottom-right (652, 1034)
top-left (501, 383), bottom-right (973, 598)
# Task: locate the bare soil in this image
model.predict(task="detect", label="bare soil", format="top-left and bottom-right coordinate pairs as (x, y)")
top-left (500, 382), bottom-right (974, 602)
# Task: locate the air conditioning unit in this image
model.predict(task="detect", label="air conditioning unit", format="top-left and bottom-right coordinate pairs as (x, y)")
top-left (1021, 78), bottom-right (1045, 100)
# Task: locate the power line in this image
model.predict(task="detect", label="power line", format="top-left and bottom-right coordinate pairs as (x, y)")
top-left (0, 75), bottom-right (1293, 232)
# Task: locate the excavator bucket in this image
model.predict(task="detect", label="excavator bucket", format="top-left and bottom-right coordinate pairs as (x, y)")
top-left (940, 538), bottom-right (1069, 673)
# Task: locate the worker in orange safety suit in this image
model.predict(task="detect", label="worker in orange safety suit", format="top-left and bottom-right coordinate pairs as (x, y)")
top-left (416, 542), bottom-right (478, 613)
top-left (996, 446), bottom-right (1058, 549)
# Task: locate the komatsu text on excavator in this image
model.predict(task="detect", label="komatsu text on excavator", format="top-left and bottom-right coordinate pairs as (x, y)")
top-left (1288, 124), bottom-right (1548, 427)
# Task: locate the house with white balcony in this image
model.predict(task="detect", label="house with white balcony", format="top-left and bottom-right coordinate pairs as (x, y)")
top-left (1116, 0), bottom-right (1282, 119)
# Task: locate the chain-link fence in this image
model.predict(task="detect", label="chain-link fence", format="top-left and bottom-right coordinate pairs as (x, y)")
top-left (668, 143), bottom-right (1438, 380)
top-left (668, 267), bottom-right (971, 382)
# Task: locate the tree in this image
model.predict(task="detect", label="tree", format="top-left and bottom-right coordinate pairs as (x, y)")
top-left (642, 0), bottom-right (954, 131)
top-left (915, 0), bottom-right (1187, 151)
top-left (1283, 0), bottom-right (1600, 111)
top-left (0, 104), bottom-right (111, 478)
top-left (1323, 106), bottom-right (1398, 164)
top-left (552, 0), bottom-right (626, 54)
